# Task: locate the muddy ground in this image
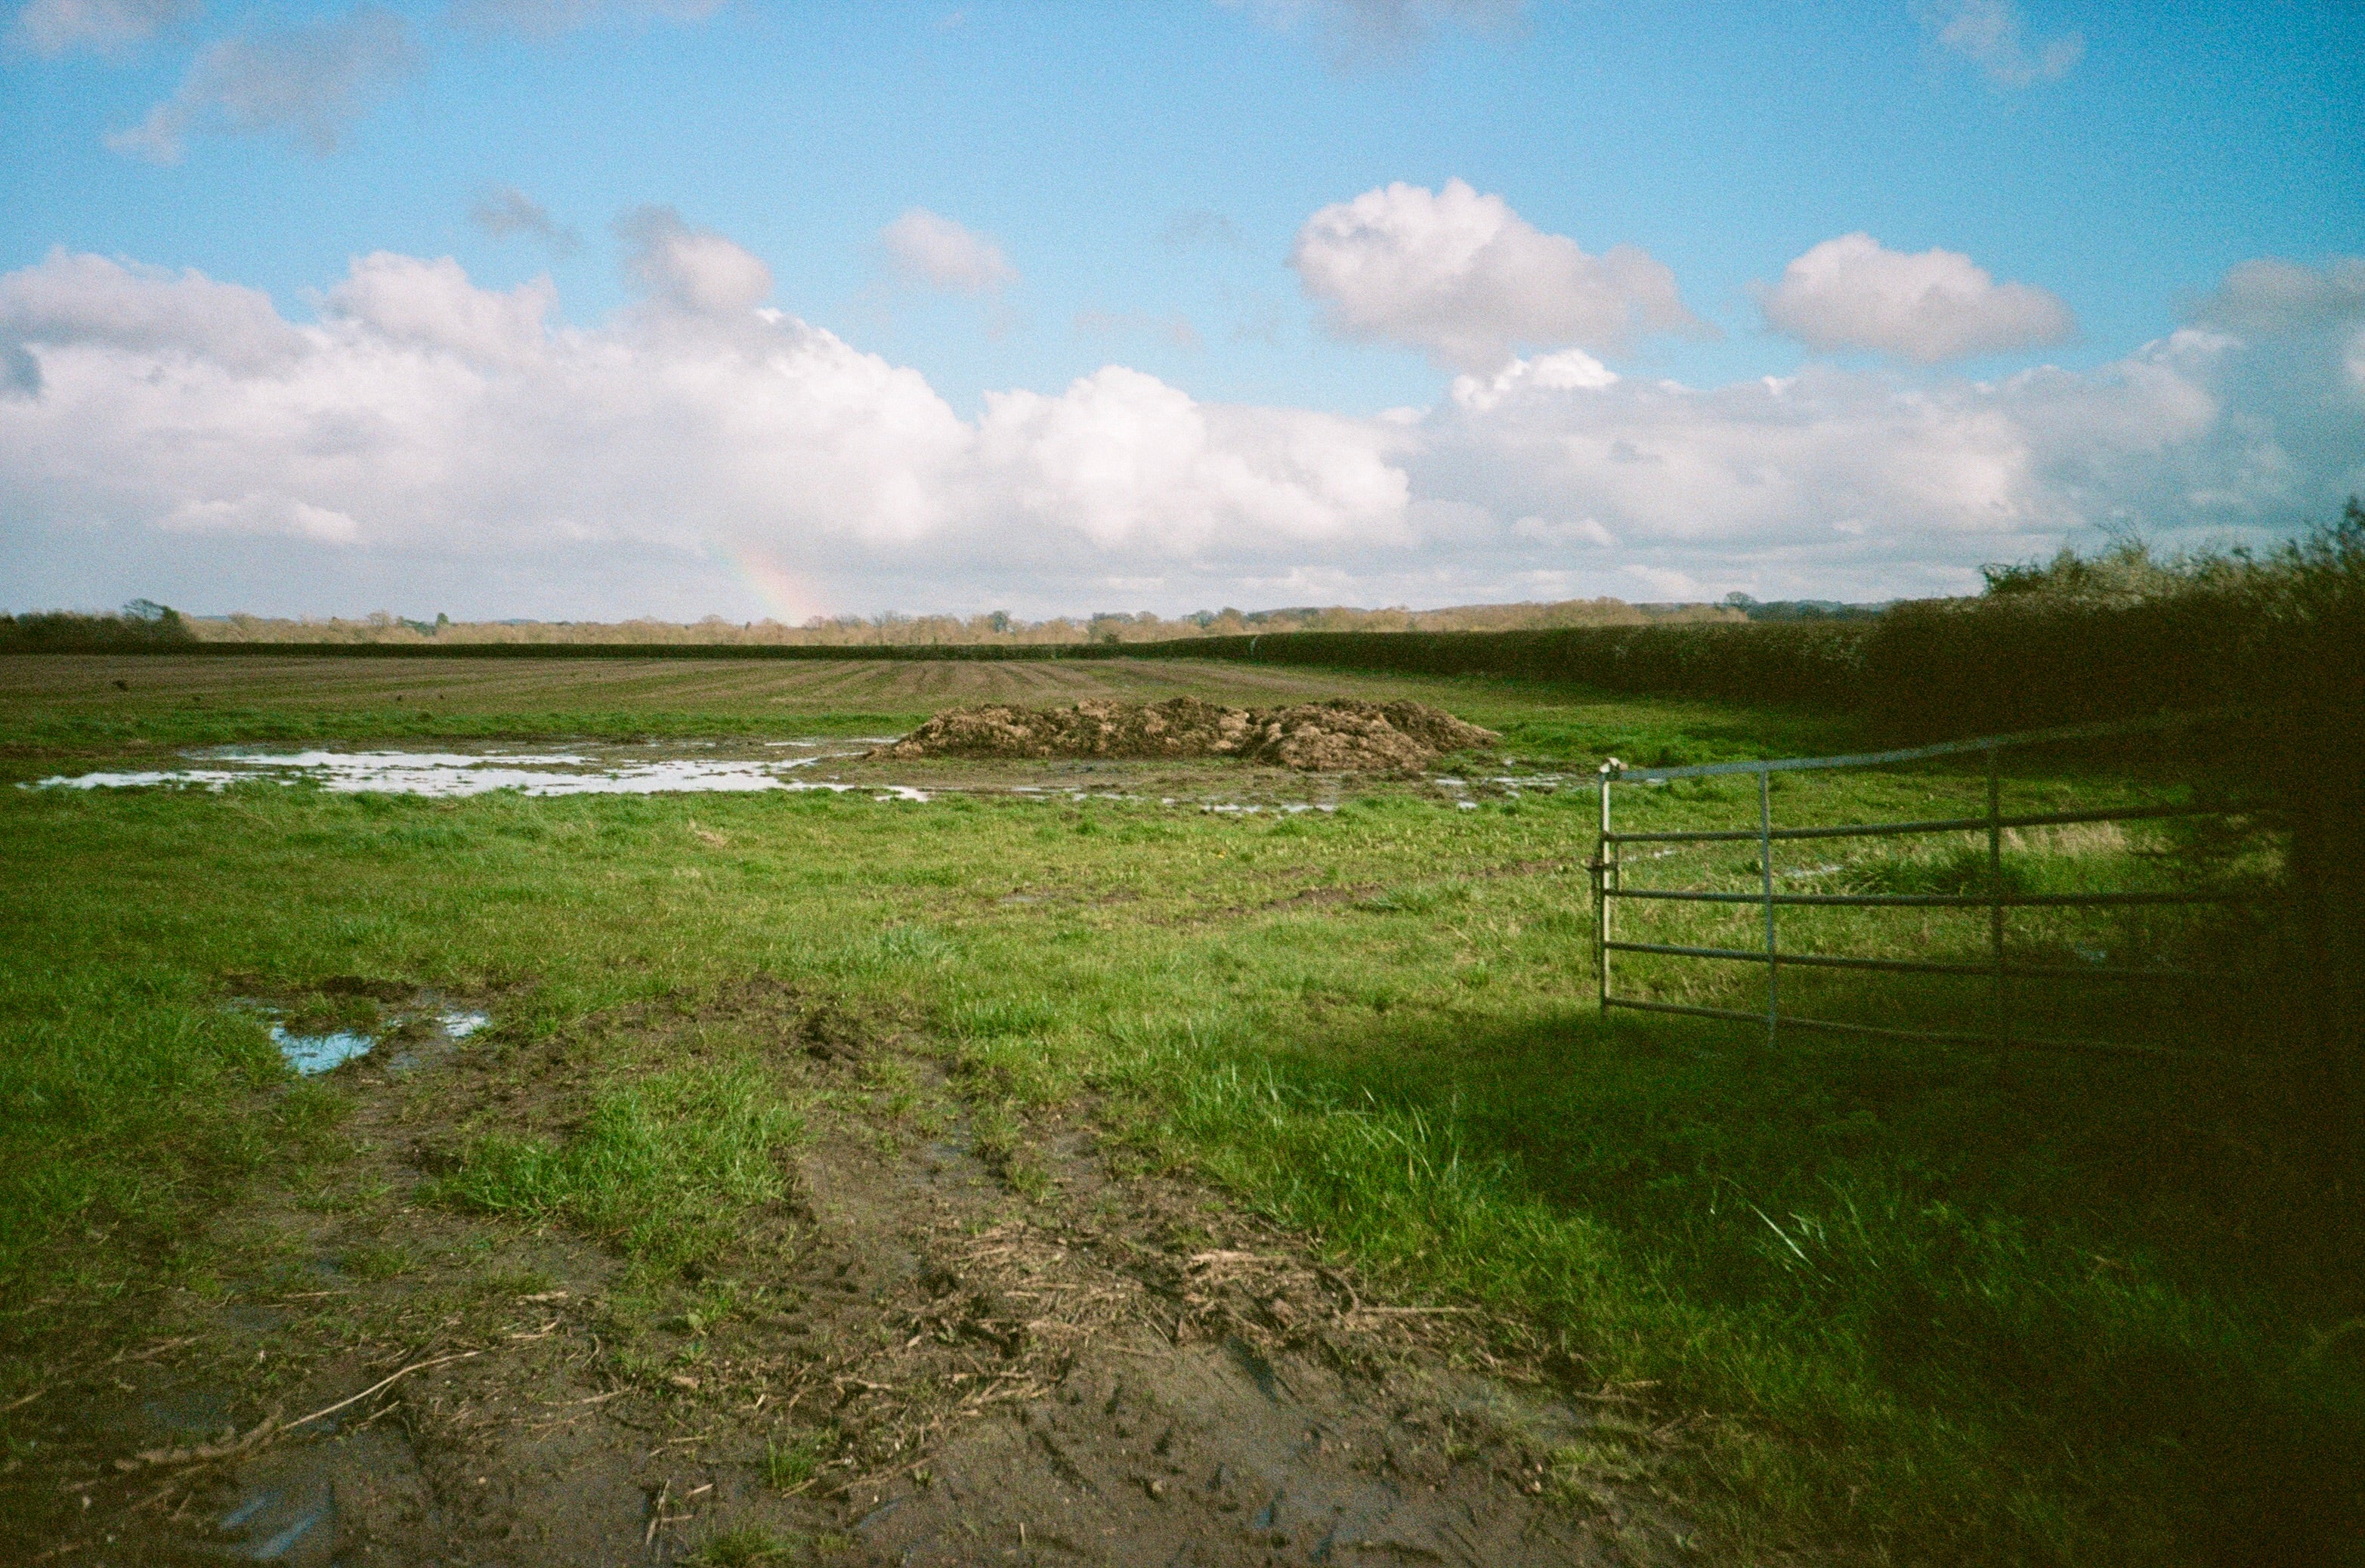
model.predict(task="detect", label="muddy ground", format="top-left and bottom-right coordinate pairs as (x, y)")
top-left (2, 986), bottom-right (1708, 1566)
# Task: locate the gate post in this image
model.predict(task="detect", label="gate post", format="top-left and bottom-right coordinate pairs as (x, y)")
top-left (1596, 761), bottom-right (1617, 1016)
top-left (1761, 768), bottom-right (1778, 1047)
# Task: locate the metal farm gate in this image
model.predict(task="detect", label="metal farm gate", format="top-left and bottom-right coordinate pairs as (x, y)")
top-left (1590, 716), bottom-right (2249, 1057)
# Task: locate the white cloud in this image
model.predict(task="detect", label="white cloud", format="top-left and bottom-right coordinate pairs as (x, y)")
top-left (1758, 233), bottom-right (2077, 363)
top-left (324, 253), bottom-right (555, 366)
top-left (0, 248), bottom-right (305, 391)
top-left (1621, 563), bottom-right (1702, 599)
top-left (1227, 0), bottom-right (1524, 69)
top-left (106, 5), bottom-right (419, 163)
top-left (471, 187), bottom-right (580, 257)
top-left (164, 493), bottom-right (360, 543)
top-left (1, 244), bottom-right (2357, 618)
top-left (1921, 0), bottom-right (2082, 89)
top-left (880, 209), bottom-right (1016, 295)
top-left (1450, 347), bottom-right (1617, 413)
top-left (978, 366), bottom-right (1405, 553)
top-left (14, 0), bottom-right (196, 55)
top-left (1510, 514), bottom-right (1615, 548)
top-left (2187, 256), bottom-right (2365, 337)
top-left (614, 206), bottom-right (772, 313)
top-left (1290, 179), bottom-right (1711, 371)
top-left (0, 243), bottom-right (1404, 611)
top-left (1407, 318), bottom-right (2361, 599)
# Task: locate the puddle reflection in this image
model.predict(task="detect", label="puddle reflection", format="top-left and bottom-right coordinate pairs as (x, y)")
top-left (243, 1003), bottom-right (490, 1076)
top-left (27, 742), bottom-right (893, 799)
top-left (28, 743), bottom-right (1501, 813)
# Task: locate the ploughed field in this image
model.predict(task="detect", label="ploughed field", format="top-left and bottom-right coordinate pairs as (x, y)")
top-left (0, 657), bottom-right (2354, 1567)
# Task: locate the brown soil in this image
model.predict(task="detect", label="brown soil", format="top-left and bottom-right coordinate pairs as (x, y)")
top-left (2, 985), bottom-right (1704, 1567)
top-left (873, 699), bottom-right (1502, 774)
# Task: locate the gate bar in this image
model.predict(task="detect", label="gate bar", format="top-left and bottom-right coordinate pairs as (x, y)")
top-left (1601, 939), bottom-right (2205, 982)
top-left (1604, 800), bottom-right (2227, 846)
top-left (1600, 707), bottom-right (2240, 785)
top-left (1605, 888), bottom-right (2228, 908)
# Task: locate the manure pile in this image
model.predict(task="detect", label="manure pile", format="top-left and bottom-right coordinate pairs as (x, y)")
top-left (872, 696), bottom-right (1500, 772)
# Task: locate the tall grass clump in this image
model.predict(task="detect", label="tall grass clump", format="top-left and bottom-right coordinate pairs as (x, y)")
top-left (437, 1061), bottom-right (802, 1273)
top-left (0, 963), bottom-right (317, 1296)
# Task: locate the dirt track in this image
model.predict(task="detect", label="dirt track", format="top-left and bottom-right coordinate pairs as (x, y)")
top-left (4, 988), bottom-right (1699, 1566)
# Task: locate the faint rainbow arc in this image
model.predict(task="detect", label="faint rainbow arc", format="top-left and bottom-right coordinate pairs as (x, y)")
top-left (716, 542), bottom-right (827, 624)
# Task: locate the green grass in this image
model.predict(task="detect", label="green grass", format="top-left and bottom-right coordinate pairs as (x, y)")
top-left (434, 1061), bottom-right (803, 1275)
top-left (687, 1524), bottom-right (796, 1565)
top-left (0, 663), bottom-right (2355, 1565)
top-left (763, 1428), bottom-right (838, 1492)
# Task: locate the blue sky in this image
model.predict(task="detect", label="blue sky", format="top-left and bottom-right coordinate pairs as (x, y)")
top-left (3, 0), bottom-right (2362, 620)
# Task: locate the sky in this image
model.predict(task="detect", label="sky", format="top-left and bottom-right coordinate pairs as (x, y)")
top-left (2, 0), bottom-right (2361, 623)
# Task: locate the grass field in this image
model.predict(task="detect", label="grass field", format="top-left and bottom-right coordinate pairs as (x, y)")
top-left (2, 656), bottom-right (2356, 1565)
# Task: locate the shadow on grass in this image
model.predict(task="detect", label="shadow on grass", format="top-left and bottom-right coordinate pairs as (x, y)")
top-left (1157, 991), bottom-right (2365, 1566)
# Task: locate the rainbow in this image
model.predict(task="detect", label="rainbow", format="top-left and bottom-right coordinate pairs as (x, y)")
top-left (716, 540), bottom-right (827, 624)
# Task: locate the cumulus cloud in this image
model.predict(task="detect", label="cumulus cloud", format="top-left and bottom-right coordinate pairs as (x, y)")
top-left (1, 244), bottom-right (2357, 617)
top-left (1227, 0), bottom-right (1524, 69)
top-left (1291, 179), bottom-right (1710, 371)
top-left (0, 243), bottom-right (1405, 610)
top-left (14, 0), bottom-right (196, 55)
top-left (614, 206), bottom-right (772, 313)
top-left (977, 366), bottom-right (1405, 552)
top-left (2187, 256), bottom-right (2365, 337)
top-left (880, 209), bottom-right (1016, 295)
top-left (1920, 0), bottom-right (2082, 89)
top-left (1448, 347), bottom-right (1616, 413)
top-left (471, 187), bottom-right (580, 257)
top-left (0, 248), bottom-right (305, 393)
top-left (446, 0), bottom-right (726, 40)
top-left (1758, 233), bottom-right (2077, 363)
top-left (105, 5), bottom-right (419, 163)
top-left (325, 253), bottom-right (555, 365)
top-left (1408, 302), bottom-right (2365, 602)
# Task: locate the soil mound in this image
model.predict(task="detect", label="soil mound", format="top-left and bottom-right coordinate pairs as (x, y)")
top-left (873, 697), bottom-right (1500, 773)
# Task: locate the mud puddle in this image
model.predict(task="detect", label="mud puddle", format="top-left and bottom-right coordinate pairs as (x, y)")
top-left (233, 996), bottom-right (489, 1075)
top-left (5, 986), bottom-right (1708, 1566)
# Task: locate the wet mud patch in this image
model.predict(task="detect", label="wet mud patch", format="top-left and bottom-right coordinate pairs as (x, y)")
top-left (3, 984), bottom-right (1706, 1566)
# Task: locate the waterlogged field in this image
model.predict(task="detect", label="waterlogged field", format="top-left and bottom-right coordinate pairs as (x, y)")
top-left (0, 657), bottom-right (2355, 1566)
